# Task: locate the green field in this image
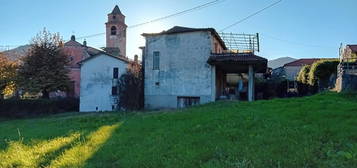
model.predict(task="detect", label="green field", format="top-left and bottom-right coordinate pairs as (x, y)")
top-left (0, 92), bottom-right (356, 168)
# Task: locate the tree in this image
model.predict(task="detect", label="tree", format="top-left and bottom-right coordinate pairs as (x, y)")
top-left (0, 53), bottom-right (18, 99)
top-left (117, 66), bottom-right (144, 111)
top-left (18, 28), bottom-right (70, 99)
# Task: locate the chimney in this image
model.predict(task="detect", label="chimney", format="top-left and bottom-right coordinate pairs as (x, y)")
top-left (71, 35), bottom-right (76, 41)
top-left (83, 40), bottom-right (87, 47)
top-left (134, 54), bottom-right (138, 63)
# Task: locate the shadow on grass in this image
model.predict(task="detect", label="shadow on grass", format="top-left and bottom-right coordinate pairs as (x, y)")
top-left (0, 119), bottom-right (123, 168)
top-left (48, 123), bottom-right (122, 167)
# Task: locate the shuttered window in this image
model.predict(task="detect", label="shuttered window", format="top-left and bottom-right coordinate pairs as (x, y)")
top-left (153, 51), bottom-right (160, 70)
top-left (112, 86), bottom-right (118, 95)
top-left (113, 67), bottom-right (119, 79)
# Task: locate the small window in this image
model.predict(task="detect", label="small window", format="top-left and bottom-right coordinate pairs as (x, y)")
top-left (111, 26), bottom-right (117, 35)
top-left (177, 97), bottom-right (200, 108)
top-left (153, 51), bottom-right (160, 70)
top-left (113, 67), bottom-right (119, 79)
top-left (112, 15), bottom-right (116, 20)
top-left (112, 86), bottom-right (118, 95)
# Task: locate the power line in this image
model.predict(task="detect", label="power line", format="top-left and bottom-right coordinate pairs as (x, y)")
top-left (261, 33), bottom-right (336, 48)
top-left (220, 0), bottom-right (282, 31)
top-left (76, 0), bottom-right (225, 40)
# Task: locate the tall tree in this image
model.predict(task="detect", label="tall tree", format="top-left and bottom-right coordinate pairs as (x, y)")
top-left (118, 66), bottom-right (144, 110)
top-left (18, 28), bottom-right (70, 99)
top-left (0, 53), bottom-right (18, 99)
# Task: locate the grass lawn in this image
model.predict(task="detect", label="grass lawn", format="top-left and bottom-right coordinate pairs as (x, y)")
top-left (0, 92), bottom-right (356, 168)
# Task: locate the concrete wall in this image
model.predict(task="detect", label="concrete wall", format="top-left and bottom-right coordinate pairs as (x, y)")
top-left (144, 31), bottom-right (216, 109)
top-left (284, 66), bottom-right (302, 81)
top-left (80, 54), bottom-right (127, 112)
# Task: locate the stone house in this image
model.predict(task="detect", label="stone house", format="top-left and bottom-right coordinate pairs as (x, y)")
top-left (61, 5), bottom-right (128, 99)
top-left (336, 44), bottom-right (357, 91)
top-left (283, 59), bottom-right (321, 81)
top-left (142, 26), bottom-right (267, 109)
top-left (79, 51), bottom-right (128, 112)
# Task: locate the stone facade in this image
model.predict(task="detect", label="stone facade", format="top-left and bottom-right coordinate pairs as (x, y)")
top-left (80, 54), bottom-right (128, 112)
top-left (143, 31), bottom-right (222, 109)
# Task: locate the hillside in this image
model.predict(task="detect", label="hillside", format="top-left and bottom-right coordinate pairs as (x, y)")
top-left (1, 45), bottom-right (31, 61)
top-left (0, 92), bottom-right (356, 168)
top-left (268, 57), bottom-right (296, 69)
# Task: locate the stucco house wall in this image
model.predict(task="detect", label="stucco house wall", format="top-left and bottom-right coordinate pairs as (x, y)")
top-left (80, 54), bottom-right (127, 112)
top-left (144, 31), bottom-right (216, 109)
top-left (284, 66), bottom-right (302, 81)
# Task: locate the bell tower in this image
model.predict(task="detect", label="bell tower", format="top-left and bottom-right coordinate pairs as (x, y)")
top-left (105, 5), bottom-right (127, 57)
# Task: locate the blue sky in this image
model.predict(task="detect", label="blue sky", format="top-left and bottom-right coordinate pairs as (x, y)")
top-left (1, 0), bottom-right (357, 60)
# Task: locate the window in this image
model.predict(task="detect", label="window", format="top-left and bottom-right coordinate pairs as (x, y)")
top-left (113, 67), bottom-right (119, 79)
top-left (112, 15), bottom-right (116, 20)
top-left (112, 86), bottom-right (118, 95)
top-left (153, 51), bottom-right (160, 70)
top-left (177, 97), bottom-right (200, 108)
top-left (111, 26), bottom-right (117, 35)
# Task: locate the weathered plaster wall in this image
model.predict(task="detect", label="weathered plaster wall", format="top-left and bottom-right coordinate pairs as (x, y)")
top-left (80, 54), bottom-right (127, 112)
top-left (144, 31), bottom-right (216, 109)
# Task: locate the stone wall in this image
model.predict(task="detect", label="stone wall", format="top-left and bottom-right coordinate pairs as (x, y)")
top-left (337, 73), bottom-right (357, 92)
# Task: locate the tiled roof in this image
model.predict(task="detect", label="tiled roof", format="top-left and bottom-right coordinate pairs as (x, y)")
top-left (347, 45), bottom-right (357, 52)
top-left (208, 53), bottom-right (267, 73)
top-left (209, 53), bottom-right (267, 62)
top-left (284, 59), bottom-right (321, 67)
top-left (64, 40), bottom-right (82, 47)
top-left (79, 49), bottom-right (129, 64)
top-left (64, 37), bottom-right (129, 64)
top-left (111, 5), bottom-right (123, 15)
top-left (142, 26), bottom-right (227, 50)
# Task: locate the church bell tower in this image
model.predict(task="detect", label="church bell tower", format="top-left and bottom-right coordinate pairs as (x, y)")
top-left (105, 5), bottom-right (127, 57)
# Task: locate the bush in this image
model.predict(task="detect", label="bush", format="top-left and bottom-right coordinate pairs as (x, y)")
top-left (297, 65), bottom-right (311, 84)
top-left (118, 68), bottom-right (144, 111)
top-left (308, 59), bottom-right (339, 87)
top-left (255, 79), bottom-right (288, 99)
top-left (0, 98), bottom-right (79, 118)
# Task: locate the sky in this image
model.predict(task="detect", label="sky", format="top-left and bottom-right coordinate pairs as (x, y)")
top-left (1, 0), bottom-right (357, 60)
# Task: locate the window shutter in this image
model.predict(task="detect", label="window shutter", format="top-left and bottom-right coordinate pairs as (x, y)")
top-left (113, 68), bottom-right (119, 79)
top-left (153, 51), bottom-right (160, 70)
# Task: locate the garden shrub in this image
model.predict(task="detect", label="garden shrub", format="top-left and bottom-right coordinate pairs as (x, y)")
top-left (308, 59), bottom-right (339, 87)
top-left (297, 65), bottom-right (311, 84)
top-left (0, 98), bottom-right (79, 118)
top-left (255, 79), bottom-right (288, 99)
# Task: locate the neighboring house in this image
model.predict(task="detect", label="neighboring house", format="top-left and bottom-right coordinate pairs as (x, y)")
top-left (283, 59), bottom-right (321, 81)
top-left (336, 44), bottom-right (357, 92)
top-left (142, 26), bottom-right (267, 109)
top-left (79, 52), bottom-right (128, 112)
top-left (61, 5), bottom-right (128, 98)
top-left (61, 36), bottom-right (90, 98)
top-left (340, 44), bottom-right (357, 62)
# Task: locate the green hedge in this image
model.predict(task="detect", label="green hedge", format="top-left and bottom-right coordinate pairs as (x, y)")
top-left (0, 98), bottom-right (79, 118)
top-left (308, 59), bottom-right (339, 86)
top-left (297, 59), bottom-right (339, 87)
